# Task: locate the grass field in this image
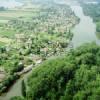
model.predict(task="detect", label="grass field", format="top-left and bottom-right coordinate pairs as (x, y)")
top-left (0, 28), bottom-right (15, 38)
top-left (0, 10), bottom-right (33, 17)
top-left (0, 9), bottom-right (39, 23)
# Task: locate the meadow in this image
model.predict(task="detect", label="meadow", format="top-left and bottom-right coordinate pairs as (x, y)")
top-left (0, 8), bottom-right (39, 23)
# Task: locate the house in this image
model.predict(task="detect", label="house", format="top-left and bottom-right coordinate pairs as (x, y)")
top-left (29, 54), bottom-right (42, 64)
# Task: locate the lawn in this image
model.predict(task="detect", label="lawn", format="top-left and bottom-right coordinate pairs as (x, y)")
top-left (0, 28), bottom-right (15, 38)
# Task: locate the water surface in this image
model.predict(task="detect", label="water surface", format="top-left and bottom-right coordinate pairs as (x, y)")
top-left (71, 5), bottom-right (100, 47)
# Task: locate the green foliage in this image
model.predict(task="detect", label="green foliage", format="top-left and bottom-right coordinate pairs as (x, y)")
top-left (0, 74), bottom-right (20, 93)
top-left (10, 63), bottom-right (24, 74)
top-left (0, 42), bottom-right (5, 47)
top-left (97, 22), bottom-right (100, 32)
top-left (10, 96), bottom-right (24, 100)
top-left (21, 80), bottom-right (26, 97)
top-left (13, 43), bottom-right (100, 100)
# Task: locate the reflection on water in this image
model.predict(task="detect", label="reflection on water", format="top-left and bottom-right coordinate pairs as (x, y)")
top-left (0, 0), bottom-right (23, 8)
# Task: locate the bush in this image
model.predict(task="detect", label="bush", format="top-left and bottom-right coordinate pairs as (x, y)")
top-left (21, 80), bottom-right (26, 97)
top-left (10, 63), bottom-right (24, 74)
top-left (10, 96), bottom-right (24, 100)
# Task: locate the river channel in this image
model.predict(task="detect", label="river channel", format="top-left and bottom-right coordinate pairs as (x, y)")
top-left (0, 1), bottom-right (100, 100)
top-left (71, 5), bottom-right (100, 48)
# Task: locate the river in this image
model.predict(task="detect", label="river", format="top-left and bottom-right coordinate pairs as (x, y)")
top-left (71, 5), bottom-right (100, 48)
top-left (0, 2), bottom-right (100, 100)
top-left (0, 71), bottom-right (32, 100)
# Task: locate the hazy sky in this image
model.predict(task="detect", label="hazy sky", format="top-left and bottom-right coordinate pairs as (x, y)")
top-left (0, 0), bottom-right (99, 7)
top-left (0, 0), bottom-right (23, 8)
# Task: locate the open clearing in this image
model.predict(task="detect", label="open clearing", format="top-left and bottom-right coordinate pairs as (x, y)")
top-left (0, 8), bottom-right (40, 23)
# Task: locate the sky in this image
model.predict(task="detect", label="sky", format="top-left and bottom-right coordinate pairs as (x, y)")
top-left (0, 0), bottom-right (23, 8)
top-left (0, 0), bottom-right (99, 8)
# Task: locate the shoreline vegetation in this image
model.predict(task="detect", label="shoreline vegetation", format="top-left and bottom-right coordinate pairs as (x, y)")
top-left (0, 0), bottom-right (79, 96)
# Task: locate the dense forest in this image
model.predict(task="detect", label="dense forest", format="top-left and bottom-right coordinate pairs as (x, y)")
top-left (11, 43), bottom-right (100, 100)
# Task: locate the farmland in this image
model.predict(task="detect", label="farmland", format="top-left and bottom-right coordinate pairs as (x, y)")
top-left (0, 5), bottom-right (41, 45)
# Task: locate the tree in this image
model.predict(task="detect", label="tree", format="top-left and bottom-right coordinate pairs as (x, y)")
top-left (21, 80), bottom-right (26, 97)
top-left (10, 96), bottom-right (24, 100)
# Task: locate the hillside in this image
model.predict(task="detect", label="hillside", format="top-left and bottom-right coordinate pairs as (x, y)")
top-left (11, 43), bottom-right (100, 100)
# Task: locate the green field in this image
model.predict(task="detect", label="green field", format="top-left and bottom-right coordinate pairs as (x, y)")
top-left (0, 28), bottom-right (15, 38)
top-left (0, 8), bottom-right (40, 38)
top-left (0, 9), bottom-right (40, 23)
top-left (0, 41), bottom-right (6, 46)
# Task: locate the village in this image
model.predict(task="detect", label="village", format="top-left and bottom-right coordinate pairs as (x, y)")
top-left (7, 3), bottom-right (79, 34)
top-left (0, 1), bottom-right (79, 95)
